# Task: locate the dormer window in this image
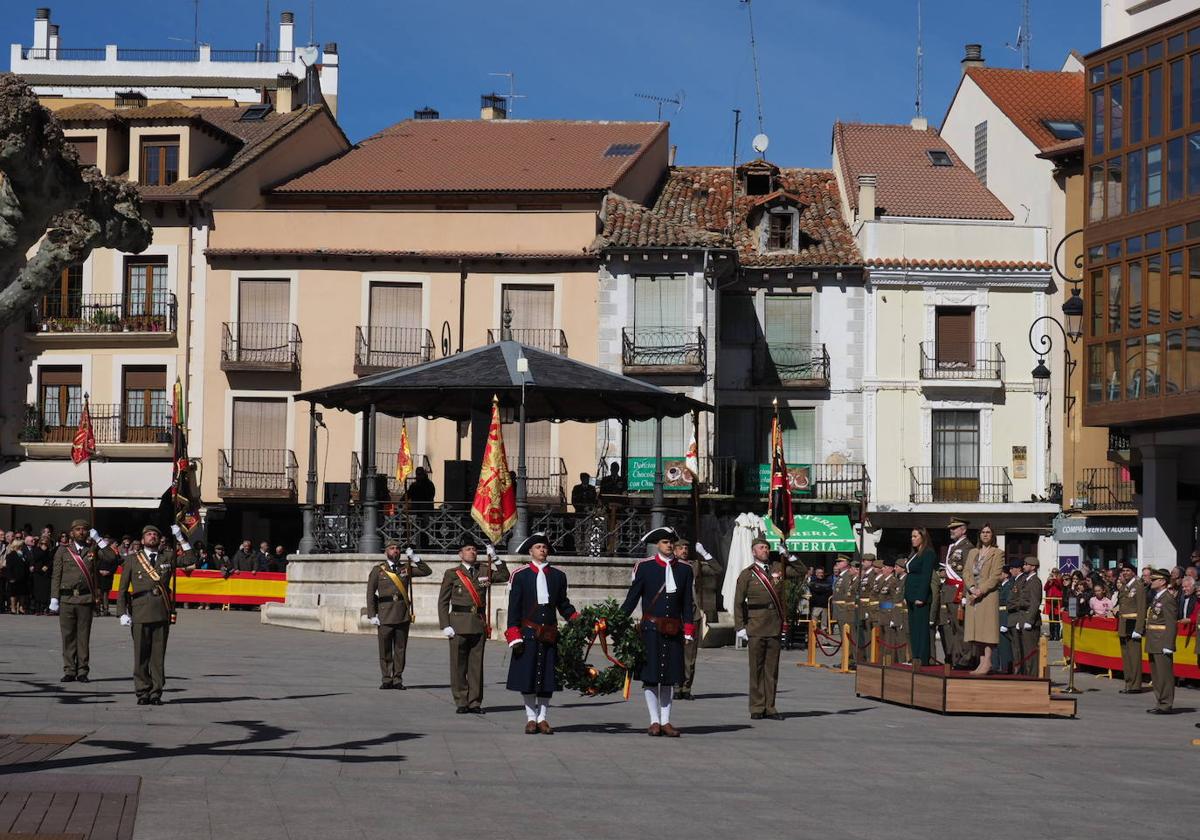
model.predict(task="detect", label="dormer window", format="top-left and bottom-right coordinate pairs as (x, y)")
top-left (926, 149), bottom-right (953, 167)
top-left (767, 211), bottom-right (794, 250)
top-left (115, 91), bottom-right (147, 109)
top-left (140, 136), bottom-right (179, 186)
top-left (747, 173), bottom-right (772, 195)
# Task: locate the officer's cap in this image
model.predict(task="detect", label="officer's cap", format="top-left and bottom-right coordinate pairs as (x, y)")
top-left (141, 524), bottom-right (162, 537)
top-left (515, 532), bottom-right (552, 555)
top-left (948, 517), bottom-right (969, 529)
top-left (835, 554), bottom-right (851, 564)
top-left (1148, 567), bottom-right (1170, 581)
top-left (70, 518), bottom-right (89, 530)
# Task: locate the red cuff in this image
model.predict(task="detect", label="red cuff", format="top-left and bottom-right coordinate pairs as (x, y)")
top-left (684, 623), bottom-right (697, 637)
top-left (569, 612), bottom-right (581, 621)
top-left (504, 626), bottom-right (521, 643)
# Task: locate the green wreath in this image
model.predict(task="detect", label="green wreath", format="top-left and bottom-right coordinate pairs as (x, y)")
top-left (556, 598), bottom-right (646, 696)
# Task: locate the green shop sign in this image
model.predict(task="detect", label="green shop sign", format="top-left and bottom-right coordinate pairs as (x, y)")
top-left (762, 514), bottom-right (857, 553)
top-left (750, 463), bottom-right (813, 495)
top-left (625, 457), bottom-right (693, 492)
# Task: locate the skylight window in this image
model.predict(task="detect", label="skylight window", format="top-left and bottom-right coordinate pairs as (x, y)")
top-left (240, 103), bottom-right (272, 122)
top-left (604, 143), bottom-right (641, 157)
top-left (1043, 119), bottom-right (1084, 140)
top-left (926, 149), bottom-right (953, 167)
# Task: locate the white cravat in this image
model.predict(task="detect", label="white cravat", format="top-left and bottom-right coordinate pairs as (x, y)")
top-left (660, 554), bottom-right (677, 593)
top-left (532, 560), bottom-right (550, 605)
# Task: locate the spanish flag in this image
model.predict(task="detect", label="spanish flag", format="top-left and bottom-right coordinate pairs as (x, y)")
top-left (471, 397), bottom-right (517, 544)
top-left (395, 420), bottom-right (413, 484)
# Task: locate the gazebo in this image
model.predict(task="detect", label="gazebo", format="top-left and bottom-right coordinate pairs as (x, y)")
top-left (294, 339), bottom-right (711, 553)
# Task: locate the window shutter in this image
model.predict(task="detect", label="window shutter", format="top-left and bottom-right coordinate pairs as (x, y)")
top-left (935, 308), bottom-right (974, 368)
top-left (71, 138), bottom-right (97, 166)
top-left (369, 284), bottom-right (421, 330)
top-left (39, 367), bottom-right (82, 386)
top-left (974, 121), bottom-right (988, 185)
top-left (232, 398), bottom-right (288, 450)
top-left (765, 295), bottom-right (812, 345)
top-left (238, 279), bottom-right (290, 323)
top-left (122, 367), bottom-right (166, 390)
top-left (633, 275), bottom-right (687, 329)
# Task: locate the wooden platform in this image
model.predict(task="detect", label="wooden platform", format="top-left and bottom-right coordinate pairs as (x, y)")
top-left (855, 664), bottom-right (1077, 718)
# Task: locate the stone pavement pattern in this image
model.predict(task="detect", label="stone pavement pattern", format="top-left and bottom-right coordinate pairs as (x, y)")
top-left (0, 612), bottom-right (1194, 840)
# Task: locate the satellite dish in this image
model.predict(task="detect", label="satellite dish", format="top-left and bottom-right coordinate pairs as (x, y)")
top-left (297, 45), bottom-right (320, 65)
top-left (752, 133), bottom-right (770, 154)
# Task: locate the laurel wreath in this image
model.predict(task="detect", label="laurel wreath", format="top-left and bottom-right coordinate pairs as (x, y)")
top-left (556, 598), bottom-right (646, 696)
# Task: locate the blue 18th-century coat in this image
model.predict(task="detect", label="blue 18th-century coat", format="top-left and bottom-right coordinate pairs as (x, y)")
top-left (620, 556), bottom-right (696, 687)
top-left (504, 563), bottom-right (578, 695)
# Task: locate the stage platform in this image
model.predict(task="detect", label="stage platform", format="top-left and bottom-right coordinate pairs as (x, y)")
top-left (855, 663), bottom-right (1077, 718)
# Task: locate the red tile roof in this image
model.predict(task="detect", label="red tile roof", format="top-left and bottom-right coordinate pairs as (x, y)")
top-left (964, 67), bottom-right (1085, 153)
top-left (866, 258), bottom-right (1051, 271)
top-left (205, 247), bottom-right (592, 262)
top-left (597, 166), bottom-right (862, 267)
top-left (833, 122), bottom-right (1013, 221)
top-left (272, 119), bottom-right (666, 194)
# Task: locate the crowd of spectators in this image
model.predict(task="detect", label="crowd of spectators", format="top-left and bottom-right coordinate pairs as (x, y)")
top-left (1043, 555), bottom-right (1200, 626)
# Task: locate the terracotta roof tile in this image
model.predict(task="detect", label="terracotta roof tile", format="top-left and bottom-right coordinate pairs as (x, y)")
top-left (866, 258), bottom-right (1051, 271)
top-left (964, 67), bottom-right (1085, 153)
top-left (273, 119), bottom-right (666, 194)
top-left (117, 101), bottom-right (203, 121)
top-left (205, 247), bottom-right (592, 262)
top-left (597, 166), bottom-right (862, 267)
top-left (833, 122), bottom-right (1013, 221)
top-left (53, 102), bottom-right (122, 122)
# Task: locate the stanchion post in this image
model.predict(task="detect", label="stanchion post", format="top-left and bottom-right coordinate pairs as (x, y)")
top-left (840, 623), bottom-right (851, 673)
top-left (870, 626), bottom-right (879, 665)
top-left (1039, 635), bottom-right (1048, 679)
top-left (1062, 616), bottom-right (1081, 694)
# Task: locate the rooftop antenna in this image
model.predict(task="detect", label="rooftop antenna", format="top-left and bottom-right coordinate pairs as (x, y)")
top-left (1006, 0), bottom-right (1032, 69)
top-left (489, 72), bottom-right (527, 117)
top-left (309, 0), bottom-right (315, 45)
top-left (263, 1), bottom-right (271, 56)
top-left (740, 0), bottom-right (766, 135)
top-left (634, 91), bottom-right (685, 121)
top-left (192, 0), bottom-right (201, 48)
top-left (915, 0), bottom-right (924, 117)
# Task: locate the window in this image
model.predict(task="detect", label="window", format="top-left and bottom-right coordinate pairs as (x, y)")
top-left (239, 103), bottom-right (272, 122)
top-left (1130, 74), bottom-right (1144, 144)
top-left (1169, 60), bottom-right (1184, 131)
top-left (114, 91), bottom-right (146, 109)
top-left (1166, 329), bottom-right (1183, 393)
top-left (1092, 88), bottom-right (1106, 155)
top-left (236, 277), bottom-right (291, 364)
top-left (1110, 81), bottom-right (1123, 151)
top-left (366, 283), bottom-right (422, 366)
top-left (633, 275), bottom-right (687, 331)
top-left (38, 366), bottom-right (82, 441)
top-left (1106, 157), bottom-right (1123, 217)
top-left (1087, 344), bottom-right (1104, 403)
top-left (1148, 66), bottom-right (1163, 138)
top-left (1169, 251), bottom-right (1184, 322)
top-left (1126, 337), bottom-right (1143, 399)
top-left (932, 410), bottom-right (979, 500)
top-left (745, 174), bottom-right (772, 195)
top-left (70, 138), bottom-right (97, 167)
top-left (1189, 133), bottom-right (1200, 195)
top-left (1090, 269), bottom-right (1105, 337)
top-left (766, 212), bottom-right (793, 250)
top-left (1192, 54), bottom-right (1200, 125)
top-left (1146, 332), bottom-right (1161, 396)
top-left (122, 367), bottom-right (167, 443)
top-left (1189, 247), bottom-right (1200, 319)
top-left (1167, 136), bottom-right (1184, 201)
top-left (41, 264), bottom-right (82, 320)
top-left (1043, 120), bottom-right (1083, 140)
top-left (1127, 149), bottom-right (1143, 212)
top-left (1106, 341), bottom-right (1122, 400)
top-left (125, 256), bottom-right (168, 319)
top-left (973, 122), bottom-right (987, 184)
top-left (1128, 259), bottom-right (1142, 330)
top-left (1147, 144), bottom-right (1162, 206)
top-left (1189, 327), bottom-right (1200, 391)
top-left (139, 137), bottom-right (179, 186)
top-left (926, 149), bottom-right (952, 167)
top-left (764, 295), bottom-right (814, 374)
top-left (1108, 265), bottom-right (1122, 333)
top-left (1147, 253), bottom-right (1161, 326)
top-left (765, 407), bottom-right (815, 465)
top-left (604, 143), bottom-right (641, 157)
top-left (935, 307), bottom-right (974, 370)
top-left (1088, 164), bottom-right (1104, 222)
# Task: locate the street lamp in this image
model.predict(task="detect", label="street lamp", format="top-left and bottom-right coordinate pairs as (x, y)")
top-left (1031, 356), bottom-right (1051, 398)
top-left (1027, 229), bottom-right (1085, 415)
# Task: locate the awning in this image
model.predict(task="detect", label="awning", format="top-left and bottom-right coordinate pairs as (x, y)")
top-left (763, 514), bottom-right (857, 553)
top-left (0, 460), bottom-right (172, 509)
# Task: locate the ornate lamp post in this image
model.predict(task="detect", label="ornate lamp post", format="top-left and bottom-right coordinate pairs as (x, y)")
top-left (1028, 229), bottom-right (1085, 415)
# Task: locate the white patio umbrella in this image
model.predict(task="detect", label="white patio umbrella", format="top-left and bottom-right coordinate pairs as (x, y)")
top-left (722, 512), bottom-right (764, 612)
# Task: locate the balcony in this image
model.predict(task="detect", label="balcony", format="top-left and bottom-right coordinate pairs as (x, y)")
top-left (621, 328), bottom-right (705, 375)
top-left (752, 342), bottom-right (830, 389)
top-left (354, 326), bottom-right (435, 375)
top-left (1107, 428), bottom-right (1131, 463)
top-left (919, 341), bottom-right (1004, 383)
top-left (27, 293), bottom-right (177, 341)
top-left (20, 46), bottom-right (295, 62)
top-left (1078, 466), bottom-right (1135, 512)
top-left (486, 328), bottom-right (568, 355)
top-left (909, 467), bottom-right (1012, 504)
top-left (217, 449), bottom-right (297, 500)
top-left (350, 452), bottom-right (432, 500)
top-left (18, 403), bottom-right (173, 456)
top-left (221, 322), bottom-right (301, 372)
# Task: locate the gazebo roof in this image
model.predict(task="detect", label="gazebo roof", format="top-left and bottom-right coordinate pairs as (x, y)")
top-left (296, 341), bottom-right (710, 421)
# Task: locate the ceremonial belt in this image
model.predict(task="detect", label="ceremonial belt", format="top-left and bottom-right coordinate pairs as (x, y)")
top-left (381, 566), bottom-right (411, 616)
top-left (377, 594), bottom-right (404, 602)
top-left (1120, 613), bottom-right (1138, 618)
top-left (136, 552), bottom-right (174, 617)
top-left (455, 569), bottom-right (484, 609)
top-left (131, 590), bottom-right (153, 599)
top-left (641, 614), bottom-right (683, 636)
top-left (59, 588), bottom-right (91, 596)
top-left (1146, 623), bottom-right (1167, 630)
top-left (748, 564), bottom-right (788, 631)
top-left (450, 604), bottom-right (482, 613)
top-left (66, 545), bottom-right (96, 595)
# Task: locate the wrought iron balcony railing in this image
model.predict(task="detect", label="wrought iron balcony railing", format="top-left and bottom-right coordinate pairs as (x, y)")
top-left (221, 322), bottom-right (301, 372)
top-left (20, 403), bottom-right (172, 446)
top-left (354, 326), bottom-right (435, 374)
top-left (919, 341), bottom-right (1004, 380)
top-left (621, 327), bottom-right (706, 372)
top-left (486, 328), bottom-right (569, 355)
top-left (752, 342), bottom-right (830, 388)
top-left (28, 293), bottom-right (177, 336)
top-left (218, 449), bottom-right (297, 499)
top-left (1078, 466), bottom-right (1135, 511)
top-left (909, 466), bottom-right (1012, 504)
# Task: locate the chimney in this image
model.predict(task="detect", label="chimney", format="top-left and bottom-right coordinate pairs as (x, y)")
top-left (480, 92), bottom-right (507, 120)
top-left (275, 72), bottom-right (297, 113)
top-left (414, 106), bottom-right (439, 120)
top-left (48, 23), bottom-right (59, 58)
top-left (33, 8), bottom-right (51, 53)
top-left (279, 10), bottom-right (295, 57)
top-left (961, 43), bottom-right (985, 75)
top-left (669, 144), bottom-right (677, 166)
top-left (857, 173), bottom-right (877, 222)
top-left (910, 115), bottom-right (928, 131)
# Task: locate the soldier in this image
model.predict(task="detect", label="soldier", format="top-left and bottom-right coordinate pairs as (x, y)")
top-left (1113, 563), bottom-right (1147, 693)
top-left (855, 554), bottom-right (877, 664)
top-left (49, 519), bottom-right (117, 683)
top-left (1015, 556), bottom-right (1043, 676)
top-left (940, 517), bottom-right (973, 668)
top-left (675, 538), bottom-right (721, 701)
top-left (437, 537), bottom-right (510, 713)
top-left (833, 559), bottom-right (860, 666)
top-left (366, 541), bottom-right (432, 690)
top-left (622, 527), bottom-right (695, 737)
top-left (875, 558), bottom-right (903, 665)
top-left (733, 537), bottom-right (805, 720)
top-left (505, 533), bottom-right (580, 734)
top-left (117, 524), bottom-right (196, 705)
top-left (995, 560), bottom-right (1021, 674)
top-left (1144, 568), bottom-right (1178, 715)
top-left (830, 555), bottom-right (854, 641)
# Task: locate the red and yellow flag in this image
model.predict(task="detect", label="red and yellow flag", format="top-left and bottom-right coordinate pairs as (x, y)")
top-left (71, 395), bottom-right (96, 465)
top-left (395, 420), bottom-right (413, 484)
top-left (471, 397), bottom-right (517, 544)
top-left (767, 403), bottom-right (793, 539)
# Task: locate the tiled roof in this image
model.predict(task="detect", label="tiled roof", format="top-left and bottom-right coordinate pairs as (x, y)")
top-left (833, 122), bottom-right (1013, 221)
top-left (866, 258), bottom-right (1051, 271)
top-left (205, 247), bottom-right (593, 262)
top-left (964, 67), bottom-right (1085, 153)
top-left (53, 103), bottom-right (122, 122)
top-left (118, 101), bottom-right (205, 122)
top-left (597, 166), bottom-right (862, 267)
top-left (273, 119), bottom-right (666, 194)
top-left (1037, 136), bottom-right (1085, 160)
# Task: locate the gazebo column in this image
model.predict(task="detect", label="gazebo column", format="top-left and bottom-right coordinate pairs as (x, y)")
top-left (510, 381), bottom-right (530, 549)
top-left (297, 404), bottom-right (318, 554)
top-left (359, 404), bottom-right (382, 554)
top-left (651, 417), bottom-right (665, 529)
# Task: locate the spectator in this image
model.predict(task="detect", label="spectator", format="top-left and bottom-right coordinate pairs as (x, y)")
top-left (213, 544), bottom-right (232, 576)
top-left (807, 566), bottom-right (833, 630)
top-left (405, 467), bottom-right (436, 511)
top-left (255, 541), bottom-right (272, 572)
top-left (599, 461), bottom-right (624, 496)
top-left (570, 472), bottom-right (597, 509)
top-left (95, 534), bottom-right (117, 615)
top-left (1170, 565), bottom-right (1184, 584)
top-left (1044, 568), bottom-right (1064, 640)
top-left (232, 540), bottom-right (257, 573)
top-left (1180, 575), bottom-right (1198, 621)
top-left (1066, 572), bottom-right (1092, 618)
top-left (29, 535), bottom-right (53, 614)
top-left (1089, 582), bottom-right (1114, 618)
top-left (272, 545), bottom-right (288, 571)
top-left (5, 537), bottom-right (29, 614)
top-left (195, 544), bottom-right (213, 570)
top-left (1140, 566), bottom-right (1153, 586)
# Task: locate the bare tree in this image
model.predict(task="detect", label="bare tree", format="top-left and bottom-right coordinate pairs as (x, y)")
top-left (0, 73), bottom-right (152, 326)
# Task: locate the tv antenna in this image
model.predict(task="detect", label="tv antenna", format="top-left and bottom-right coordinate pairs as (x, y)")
top-left (634, 91), bottom-right (685, 120)
top-left (915, 0), bottom-right (924, 117)
top-left (740, 0), bottom-right (766, 135)
top-left (489, 72), bottom-right (527, 117)
top-left (1005, 0), bottom-right (1032, 69)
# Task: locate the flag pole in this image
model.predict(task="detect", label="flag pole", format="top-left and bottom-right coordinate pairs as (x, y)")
top-left (84, 393), bottom-right (95, 522)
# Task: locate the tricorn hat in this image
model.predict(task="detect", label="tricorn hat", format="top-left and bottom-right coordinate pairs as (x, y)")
top-left (640, 527), bottom-right (679, 546)
top-left (515, 532), bottom-right (552, 556)
top-left (948, 517), bottom-right (969, 529)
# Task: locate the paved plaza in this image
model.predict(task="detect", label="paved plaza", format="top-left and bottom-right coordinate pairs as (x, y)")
top-left (0, 611), bottom-right (1195, 840)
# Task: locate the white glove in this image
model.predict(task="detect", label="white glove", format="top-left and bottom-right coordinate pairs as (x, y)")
top-left (486, 543), bottom-right (496, 559)
top-left (369, 616), bottom-right (381, 627)
top-left (1000, 625), bottom-right (1008, 633)
top-left (405, 547), bottom-right (415, 560)
top-left (442, 626), bottom-right (455, 638)
top-left (736, 628), bottom-right (749, 642)
top-left (889, 621), bottom-right (895, 628)
top-left (787, 554), bottom-right (798, 564)
top-left (695, 542), bottom-right (713, 560)
top-left (171, 523), bottom-right (183, 538)
top-left (119, 613), bottom-right (132, 627)
top-left (1132, 631), bottom-right (1142, 639)
top-left (1163, 648), bottom-right (1173, 655)
top-left (1023, 622), bottom-right (1033, 630)
top-left (89, 528), bottom-right (101, 542)
top-left (684, 635), bottom-right (694, 642)
top-left (179, 541), bottom-right (192, 552)
top-left (49, 598), bottom-right (60, 612)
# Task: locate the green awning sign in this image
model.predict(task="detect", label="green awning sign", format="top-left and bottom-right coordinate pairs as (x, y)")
top-left (762, 514), bottom-right (857, 553)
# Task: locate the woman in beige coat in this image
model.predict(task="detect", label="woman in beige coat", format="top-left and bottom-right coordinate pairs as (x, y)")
top-left (963, 523), bottom-right (1005, 675)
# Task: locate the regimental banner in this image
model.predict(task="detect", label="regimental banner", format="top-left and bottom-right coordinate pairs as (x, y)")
top-left (625, 456), bottom-right (693, 492)
top-left (108, 568), bottom-right (287, 605)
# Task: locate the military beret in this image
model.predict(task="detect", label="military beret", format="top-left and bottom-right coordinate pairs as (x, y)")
top-left (882, 557), bottom-right (897, 567)
top-left (70, 518), bottom-right (89, 530)
top-left (751, 536), bottom-right (771, 548)
top-left (385, 539), bottom-right (403, 549)
top-left (141, 524), bottom-right (162, 537)
top-left (1148, 567), bottom-right (1170, 581)
top-left (948, 517), bottom-right (969, 529)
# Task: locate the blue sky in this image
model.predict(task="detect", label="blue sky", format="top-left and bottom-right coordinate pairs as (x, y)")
top-left (3, 0), bottom-right (1098, 167)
